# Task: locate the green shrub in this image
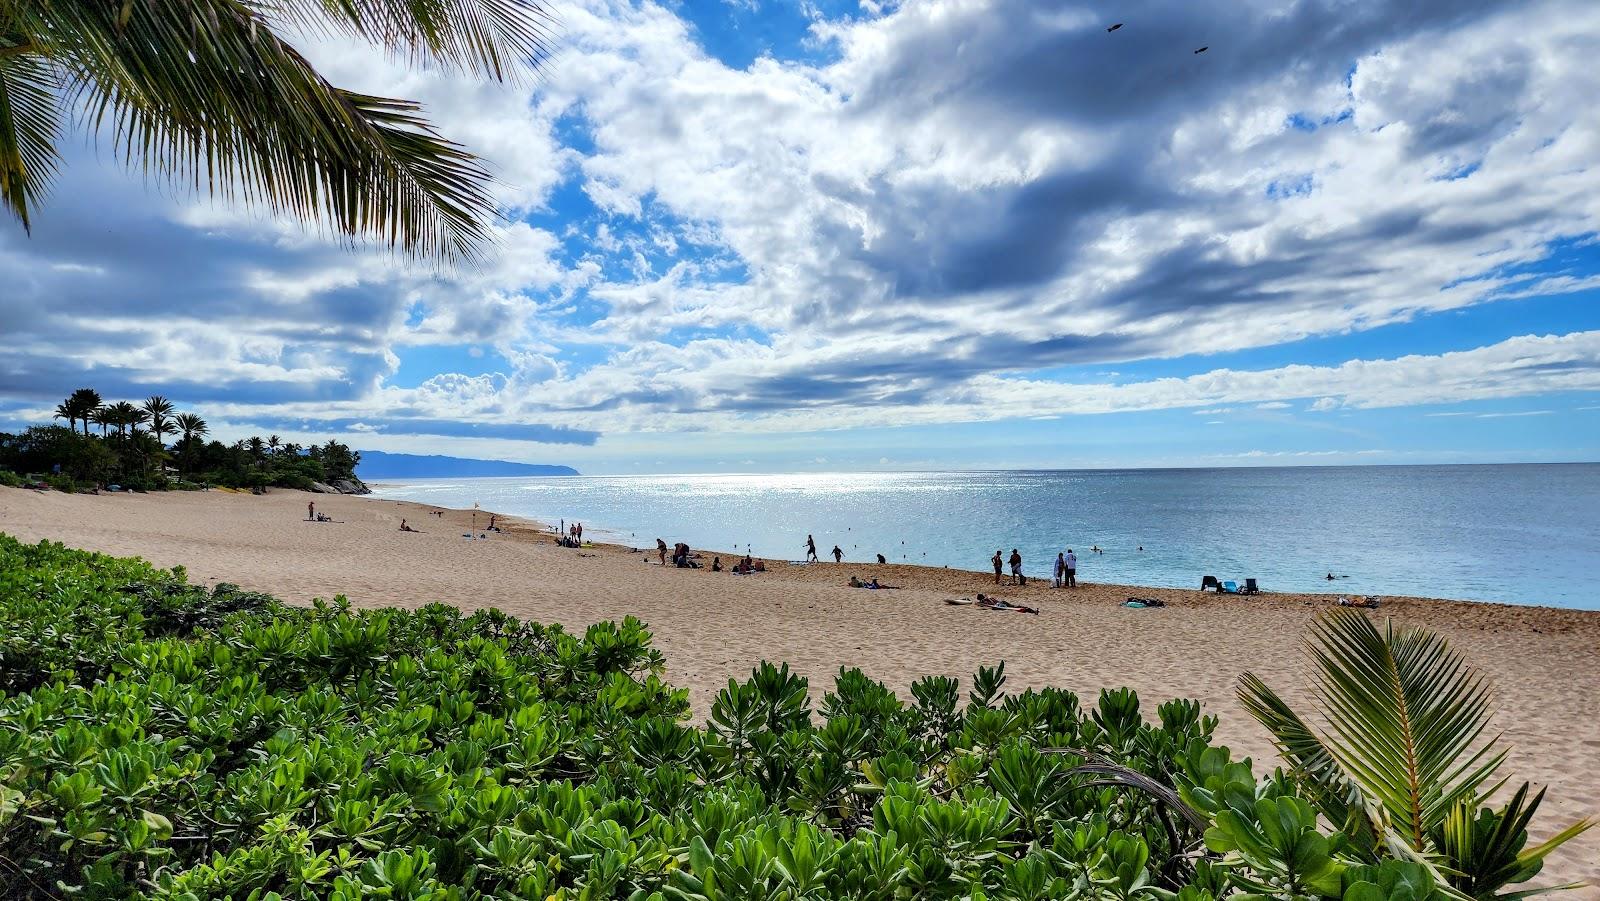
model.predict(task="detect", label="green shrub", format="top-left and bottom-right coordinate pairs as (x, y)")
top-left (0, 534), bottom-right (1584, 901)
top-left (0, 469), bottom-right (24, 488)
top-left (41, 472), bottom-right (77, 493)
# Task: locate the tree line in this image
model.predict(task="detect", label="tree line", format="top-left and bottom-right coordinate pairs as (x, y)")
top-left (0, 388), bottom-right (360, 492)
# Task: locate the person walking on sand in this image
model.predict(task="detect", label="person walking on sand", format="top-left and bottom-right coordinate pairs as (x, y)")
top-left (656, 538), bottom-right (668, 566)
top-left (1065, 548), bottom-right (1078, 588)
top-left (992, 550), bottom-right (1004, 584)
top-left (806, 534), bottom-right (819, 563)
top-left (832, 544), bottom-right (843, 563)
top-left (1054, 552), bottom-right (1066, 589)
top-left (1009, 549), bottom-right (1024, 586)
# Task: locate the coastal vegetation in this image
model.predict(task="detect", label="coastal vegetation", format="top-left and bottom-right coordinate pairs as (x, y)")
top-left (0, 534), bottom-right (1588, 899)
top-left (0, 388), bottom-right (361, 492)
top-left (0, 0), bottom-right (555, 261)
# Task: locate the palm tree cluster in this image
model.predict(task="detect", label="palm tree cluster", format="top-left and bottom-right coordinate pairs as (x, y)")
top-left (1, 0), bottom-right (557, 262)
top-left (6, 386), bottom-right (361, 491)
top-left (53, 390), bottom-right (193, 442)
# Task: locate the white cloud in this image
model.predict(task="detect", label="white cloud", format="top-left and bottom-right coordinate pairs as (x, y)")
top-left (3, 0), bottom-right (1600, 451)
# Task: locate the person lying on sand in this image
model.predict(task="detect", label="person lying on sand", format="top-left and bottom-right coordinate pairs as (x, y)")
top-left (977, 593), bottom-right (1038, 614)
top-left (399, 519), bottom-right (420, 532)
top-left (1338, 595), bottom-right (1382, 609)
top-left (1123, 596), bottom-right (1165, 608)
top-left (849, 577), bottom-right (900, 589)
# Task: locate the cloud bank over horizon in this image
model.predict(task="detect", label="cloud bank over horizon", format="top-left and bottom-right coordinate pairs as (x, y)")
top-left (3, 0), bottom-right (1599, 471)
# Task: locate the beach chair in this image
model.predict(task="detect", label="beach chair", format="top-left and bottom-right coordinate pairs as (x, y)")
top-left (1200, 575), bottom-right (1220, 592)
top-left (1243, 578), bottom-right (1259, 595)
top-left (1221, 580), bottom-right (1240, 594)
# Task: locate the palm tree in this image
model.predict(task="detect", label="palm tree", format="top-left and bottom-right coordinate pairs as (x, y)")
top-left (144, 396), bottom-right (175, 446)
top-left (64, 388), bottom-right (101, 436)
top-left (89, 407), bottom-right (111, 437)
top-left (52, 402), bottom-right (73, 431)
top-left (0, 0), bottom-right (555, 262)
top-left (1239, 610), bottom-right (1591, 898)
top-left (175, 413), bottom-right (208, 443)
top-left (246, 436), bottom-right (266, 467)
top-left (103, 401), bottom-right (142, 437)
top-left (267, 434), bottom-right (281, 457)
top-left (174, 412), bottom-right (208, 476)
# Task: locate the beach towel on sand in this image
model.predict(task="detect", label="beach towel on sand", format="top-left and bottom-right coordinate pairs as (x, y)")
top-left (1123, 597), bottom-right (1166, 609)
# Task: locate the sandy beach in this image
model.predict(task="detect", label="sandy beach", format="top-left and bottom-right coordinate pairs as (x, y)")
top-left (3, 485), bottom-right (1597, 888)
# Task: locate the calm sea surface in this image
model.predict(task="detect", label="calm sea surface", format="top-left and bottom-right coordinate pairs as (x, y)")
top-left (370, 465), bottom-right (1600, 609)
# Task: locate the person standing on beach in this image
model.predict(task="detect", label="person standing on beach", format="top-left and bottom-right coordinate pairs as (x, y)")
top-left (832, 544), bottom-right (843, 563)
top-left (656, 538), bottom-right (668, 566)
top-left (992, 550), bottom-right (1004, 584)
top-left (576, 523), bottom-right (584, 543)
top-left (806, 534), bottom-right (819, 563)
top-left (1054, 552), bottom-right (1066, 589)
top-left (307, 500), bottom-right (315, 521)
top-left (1009, 549), bottom-right (1024, 585)
top-left (1065, 549), bottom-right (1078, 588)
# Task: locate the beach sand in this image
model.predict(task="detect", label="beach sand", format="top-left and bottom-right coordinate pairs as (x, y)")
top-left (3, 486), bottom-right (1597, 888)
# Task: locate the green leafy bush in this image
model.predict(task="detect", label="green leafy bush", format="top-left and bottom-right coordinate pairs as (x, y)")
top-left (0, 535), bottom-right (1585, 900)
top-left (0, 469), bottom-right (25, 488)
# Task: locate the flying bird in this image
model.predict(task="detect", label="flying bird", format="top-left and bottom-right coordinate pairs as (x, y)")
top-left (1194, 46), bottom-right (1209, 54)
top-left (1107, 22), bottom-right (1123, 32)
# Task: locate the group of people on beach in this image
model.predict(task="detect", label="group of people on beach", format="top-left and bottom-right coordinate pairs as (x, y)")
top-left (552, 519), bottom-right (585, 548)
top-left (805, 534), bottom-right (844, 563)
top-left (989, 548), bottom-right (1082, 588)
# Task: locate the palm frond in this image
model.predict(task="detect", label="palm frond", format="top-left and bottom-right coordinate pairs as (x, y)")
top-left (1309, 610), bottom-right (1505, 850)
top-left (4, 0), bottom-right (550, 261)
top-left (1240, 611), bottom-right (1591, 900)
top-left (0, 49), bottom-right (63, 231)
top-left (264, 0), bottom-right (559, 82)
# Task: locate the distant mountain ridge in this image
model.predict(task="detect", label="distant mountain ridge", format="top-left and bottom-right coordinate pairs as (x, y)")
top-left (357, 450), bottom-right (578, 479)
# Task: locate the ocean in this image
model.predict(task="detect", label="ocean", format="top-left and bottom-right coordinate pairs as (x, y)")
top-left (370, 464), bottom-right (1600, 609)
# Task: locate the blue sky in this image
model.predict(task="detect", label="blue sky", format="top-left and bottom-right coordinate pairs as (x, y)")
top-left (3, 0), bottom-right (1600, 473)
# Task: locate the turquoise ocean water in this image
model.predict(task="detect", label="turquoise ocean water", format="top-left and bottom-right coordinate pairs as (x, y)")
top-left (370, 464), bottom-right (1600, 609)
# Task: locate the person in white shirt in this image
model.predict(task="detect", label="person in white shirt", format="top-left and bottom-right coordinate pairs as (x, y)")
top-left (1065, 549), bottom-right (1078, 588)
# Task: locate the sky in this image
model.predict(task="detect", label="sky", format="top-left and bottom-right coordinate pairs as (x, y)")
top-left (3, 0), bottom-right (1600, 474)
